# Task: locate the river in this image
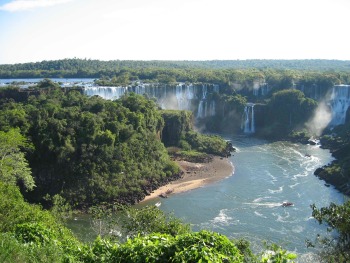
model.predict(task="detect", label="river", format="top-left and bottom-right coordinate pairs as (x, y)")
top-left (5, 78), bottom-right (343, 261)
top-left (140, 135), bottom-right (343, 262)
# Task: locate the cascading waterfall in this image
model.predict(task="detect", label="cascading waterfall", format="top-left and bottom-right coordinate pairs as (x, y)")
top-left (197, 84), bottom-right (208, 119)
top-left (329, 85), bottom-right (350, 126)
top-left (251, 104), bottom-right (255, 133)
top-left (175, 83), bottom-right (196, 110)
top-left (213, 84), bottom-right (219, 93)
top-left (195, 84), bottom-right (216, 118)
top-left (252, 83), bottom-right (270, 97)
top-left (209, 101), bottom-right (216, 117)
top-left (84, 86), bottom-right (129, 100)
top-left (83, 83), bottom-right (218, 119)
top-left (197, 100), bottom-right (205, 119)
top-left (242, 103), bottom-right (255, 134)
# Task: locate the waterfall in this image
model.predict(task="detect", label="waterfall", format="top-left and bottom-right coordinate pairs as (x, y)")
top-left (202, 84), bottom-right (208, 99)
top-left (84, 86), bottom-right (128, 100)
top-left (242, 103), bottom-right (255, 134)
top-left (84, 83), bottom-right (218, 119)
top-left (252, 83), bottom-right (270, 97)
top-left (197, 100), bottom-right (205, 119)
top-left (175, 84), bottom-right (195, 110)
top-left (213, 84), bottom-right (219, 93)
top-left (251, 104), bottom-right (255, 133)
top-left (329, 85), bottom-right (350, 126)
top-left (196, 84), bottom-right (217, 119)
top-left (261, 84), bottom-right (270, 96)
top-left (209, 101), bottom-right (216, 116)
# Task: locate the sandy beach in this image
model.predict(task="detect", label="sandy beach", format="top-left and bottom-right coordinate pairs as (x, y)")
top-left (141, 156), bottom-right (234, 202)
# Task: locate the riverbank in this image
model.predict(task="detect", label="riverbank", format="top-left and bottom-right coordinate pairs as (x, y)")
top-left (141, 156), bottom-right (234, 202)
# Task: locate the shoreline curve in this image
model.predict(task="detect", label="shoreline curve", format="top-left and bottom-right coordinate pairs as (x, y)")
top-left (141, 156), bottom-right (234, 202)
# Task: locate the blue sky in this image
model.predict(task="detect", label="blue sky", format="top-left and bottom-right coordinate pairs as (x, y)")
top-left (0, 0), bottom-right (350, 64)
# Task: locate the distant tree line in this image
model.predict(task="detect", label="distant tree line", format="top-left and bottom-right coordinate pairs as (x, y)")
top-left (1, 59), bottom-right (350, 91)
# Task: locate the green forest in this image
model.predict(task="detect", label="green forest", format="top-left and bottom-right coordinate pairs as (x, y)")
top-left (0, 81), bottom-right (232, 207)
top-left (0, 81), bottom-right (297, 262)
top-left (1, 60), bottom-right (350, 262)
top-left (1, 59), bottom-right (350, 89)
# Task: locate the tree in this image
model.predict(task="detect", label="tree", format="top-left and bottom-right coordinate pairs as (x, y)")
top-left (263, 89), bottom-right (317, 138)
top-left (0, 128), bottom-right (35, 190)
top-left (310, 201), bottom-right (350, 262)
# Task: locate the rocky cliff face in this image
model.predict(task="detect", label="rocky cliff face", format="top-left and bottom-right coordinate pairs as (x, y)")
top-left (161, 110), bottom-right (193, 147)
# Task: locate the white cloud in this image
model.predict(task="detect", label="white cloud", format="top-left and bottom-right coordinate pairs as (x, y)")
top-left (0, 0), bottom-right (72, 12)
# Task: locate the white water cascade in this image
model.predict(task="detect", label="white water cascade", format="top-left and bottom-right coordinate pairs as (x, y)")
top-left (329, 85), bottom-right (350, 126)
top-left (242, 103), bottom-right (255, 134)
top-left (84, 86), bottom-right (129, 100)
top-left (252, 83), bottom-right (270, 97)
top-left (197, 100), bottom-right (206, 119)
top-left (196, 84), bottom-right (217, 119)
top-left (175, 83), bottom-right (195, 111)
top-left (83, 83), bottom-right (219, 119)
top-left (197, 85), bottom-right (207, 119)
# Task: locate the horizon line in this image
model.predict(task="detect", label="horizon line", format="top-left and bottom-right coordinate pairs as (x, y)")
top-left (2, 57), bottom-right (350, 66)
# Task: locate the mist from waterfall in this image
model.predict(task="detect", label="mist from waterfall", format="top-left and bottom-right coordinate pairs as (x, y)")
top-left (305, 85), bottom-right (350, 136)
top-left (306, 101), bottom-right (332, 136)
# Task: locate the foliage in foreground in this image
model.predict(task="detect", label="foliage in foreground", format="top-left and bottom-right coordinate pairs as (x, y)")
top-left (1, 230), bottom-right (296, 263)
top-left (310, 201), bottom-right (350, 262)
top-left (81, 231), bottom-right (245, 263)
top-left (0, 182), bottom-right (80, 262)
top-left (88, 204), bottom-right (191, 240)
top-left (0, 181), bottom-right (297, 262)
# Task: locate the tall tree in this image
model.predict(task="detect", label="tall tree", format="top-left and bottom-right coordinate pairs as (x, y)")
top-left (0, 128), bottom-right (34, 190)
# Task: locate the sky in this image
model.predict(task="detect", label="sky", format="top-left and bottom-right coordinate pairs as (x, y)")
top-left (0, 0), bottom-right (350, 64)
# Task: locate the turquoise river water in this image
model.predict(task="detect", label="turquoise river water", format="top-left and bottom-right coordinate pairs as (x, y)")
top-left (68, 135), bottom-right (344, 262)
top-left (140, 135), bottom-right (344, 262)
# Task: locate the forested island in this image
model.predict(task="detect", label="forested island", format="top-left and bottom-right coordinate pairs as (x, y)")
top-left (1, 59), bottom-right (350, 262)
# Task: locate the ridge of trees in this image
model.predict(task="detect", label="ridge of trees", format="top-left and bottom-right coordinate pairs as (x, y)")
top-left (1, 59), bottom-right (350, 88)
top-left (1, 58), bottom-right (350, 72)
